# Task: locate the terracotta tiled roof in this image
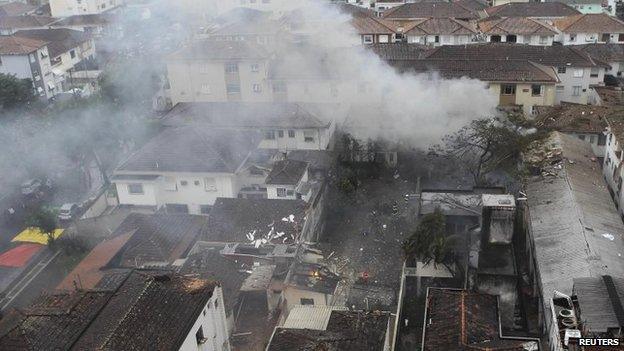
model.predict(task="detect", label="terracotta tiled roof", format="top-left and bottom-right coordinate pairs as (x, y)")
top-left (350, 16), bottom-right (397, 35)
top-left (14, 28), bottom-right (90, 58)
top-left (485, 2), bottom-right (580, 17)
top-left (368, 42), bottom-right (432, 60)
top-left (478, 17), bottom-right (558, 35)
top-left (0, 35), bottom-right (45, 55)
top-left (0, 15), bottom-right (55, 30)
top-left (0, 2), bottom-right (37, 16)
top-left (579, 43), bottom-right (624, 63)
top-left (553, 14), bottom-right (624, 33)
top-left (384, 2), bottom-right (480, 20)
top-left (403, 17), bottom-right (478, 35)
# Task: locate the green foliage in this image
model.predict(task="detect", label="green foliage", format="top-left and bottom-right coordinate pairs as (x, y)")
top-left (402, 209), bottom-right (453, 266)
top-left (27, 206), bottom-right (58, 246)
top-left (0, 73), bottom-right (35, 109)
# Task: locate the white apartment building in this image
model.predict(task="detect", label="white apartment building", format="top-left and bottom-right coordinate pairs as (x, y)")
top-left (554, 14), bottom-right (624, 45)
top-left (50, 0), bottom-right (121, 17)
top-left (0, 36), bottom-right (56, 99)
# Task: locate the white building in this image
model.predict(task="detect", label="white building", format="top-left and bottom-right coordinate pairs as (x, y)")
top-left (0, 36), bottom-right (56, 99)
top-left (113, 127), bottom-right (263, 214)
top-left (479, 17), bottom-right (557, 46)
top-left (554, 14), bottom-right (624, 45)
top-left (403, 17), bottom-right (478, 46)
top-left (49, 0), bottom-right (121, 17)
top-left (265, 159), bottom-right (310, 200)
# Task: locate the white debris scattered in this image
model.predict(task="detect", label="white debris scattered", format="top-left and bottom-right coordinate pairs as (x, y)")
top-left (359, 247), bottom-right (363, 251)
top-left (288, 214), bottom-right (295, 222)
top-left (246, 230), bottom-right (256, 242)
top-left (603, 233), bottom-right (615, 241)
top-left (275, 231), bottom-right (285, 238)
top-left (281, 217), bottom-right (289, 222)
top-left (382, 224), bottom-right (387, 229)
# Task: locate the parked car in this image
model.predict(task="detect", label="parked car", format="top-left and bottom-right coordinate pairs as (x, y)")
top-left (21, 179), bottom-right (42, 196)
top-left (58, 203), bottom-right (79, 221)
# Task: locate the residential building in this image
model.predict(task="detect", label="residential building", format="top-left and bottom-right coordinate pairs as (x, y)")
top-left (0, 35), bottom-right (56, 99)
top-left (0, 270), bottom-right (231, 351)
top-left (166, 40), bottom-right (272, 105)
top-left (374, 0), bottom-right (405, 13)
top-left (265, 159), bottom-right (309, 200)
top-left (0, 15), bottom-right (56, 35)
top-left (49, 0), bottom-right (121, 18)
top-left (478, 17), bottom-right (558, 45)
top-left (383, 2), bottom-right (481, 20)
top-left (534, 104), bottom-right (609, 157)
top-left (281, 261), bottom-right (341, 313)
top-left (546, 0), bottom-right (605, 14)
top-left (368, 42), bottom-right (431, 60)
top-left (424, 43), bottom-right (608, 105)
top-left (0, 2), bottom-right (36, 16)
top-left (390, 58), bottom-right (558, 116)
top-left (491, 0), bottom-right (530, 7)
top-left (484, 2), bottom-right (581, 20)
top-left (602, 106), bottom-right (624, 215)
top-left (50, 13), bottom-right (116, 37)
top-left (579, 43), bottom-right (624, 77)
top-left (524, 132), bottom-right (624, 349)
top-left (14, 28), bottom-right (96, 91)
top-left (112, 127), bottom-right (262, 214)
top-left (402, 17), bottom-right (478, 46)
top-left (267, 306), bottom-right (392, 350)
top-left (204, 18), bottom-right (286, 49)
top-left (553, 14), bottom-right (624, 45)
top-left (350, 15), bottom-right (397, 45)
top-left (161, 102), bottom-right (335, 151)
top-left (421, 288), bottom-right (540, 350)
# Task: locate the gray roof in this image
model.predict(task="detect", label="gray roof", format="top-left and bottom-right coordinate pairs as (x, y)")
top-left (285, 150), bottom-right (334, 171)
top-left (162, 102), bottom-right (330, 129)
top-left (266, 159), bottom-right (308, 185)
top-left (485, 2), bottom-right (580, 17)
top-left (0, 2), bottom-right (37, 16)
top-left (545, 0), bottom-right (602, 5)
top-left (383, 2), bottom-right (480, 19)
top-left (202, 197), bottom-right (307, 244)
top-left (573, 276), bottom-right (624, 333)
top-left (368, 43), bottom-right (432, 61)
top-left (526, 132), bottom-right (624, 298)
top-left (116, 126), bottom-right (260, 174)
top-left (14, 28), bottom-right (90, 58)
top-left (579, 43), bottom-right (624, 63)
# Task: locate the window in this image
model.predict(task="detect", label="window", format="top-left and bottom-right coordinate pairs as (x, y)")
top-left (599, 133), bottom-right (607, 146)
top-left (194, 180), bottom-right (200, 186)
top-left (569, 34), bottom-right (576, 42)
top-left (200, 205), bottom-right (211, 214)
top-left (506, 34), bottom-right (517, 43)
top-left (590, 67), bottom-right (599, 78)
top-left (558, 66), bottom-right (566, 74)
top-left (164, 177), bottom-right (177, 191)
top-left (288, 130), bottom-right (295, 138)
top-left (225, 62), bottom-right (238, 73)
top-left (195, 326), bottom-right (206, 345)
top-left (304, 131), bottom-right (315, 142)
top-left (572, 86), bottom-right (582, 96)
top-left (300, 298), bottom-right (314, 305)
top-left (127, 184), bottom-right (144, 194)
top-left (252, 83), bottom-right (262, 93)
top-left (379, 35), bottom-right (389, 43)
top-left (70, 50), bottom-right (76, 59)
top-left (278, 130), bottom-right (284, 138)
top-left (578, 134), bottom-right (586, 141)
top-left (602, 33), bottom-right (611, 42)
top-left (199, 64), bottom-right (210, 73)
top-left (434, 35), bottom-right (440, 43)
top-left (286, 190), bottom-right (294, 196)
top-left (200, 84), bottom-right (211, 94)
top-left (276, 188), bottom-right (287, 197)
top-left (363, 35), bottom-right (373, 44)
top-left (226, 84), bottom-right (240, 94)
top-left (29, 53), bottom-right (36, 63)
top-left (556, 85), bottom-right (565, 92)
top-left (573, 69), bottom-right (584, 78)
top-left (204, 177), bottom-right (217, 191)
top-left (491, 35), bottom-right (501, 42)
top-left (501, 84), bottom-right (516, 95)
top-left (590, 135), bottom-right (596, 144)
top-left (272, 81), bottom-right (287, 93)
top-left (264, 130), bottom-right (276, 140)
top-left (531, 84), bottom-right (542, 96)
top-left (251, 63), bottom-right (259, 72)
top-left (180, 180), bottom-right (188, 186)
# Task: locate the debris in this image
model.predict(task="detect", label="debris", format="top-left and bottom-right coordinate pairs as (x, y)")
top-left (382, 224), bottom-right (387, 229)
top-left (602, 233), bottom-right (615, 241)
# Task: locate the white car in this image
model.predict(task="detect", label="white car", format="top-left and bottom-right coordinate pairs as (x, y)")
top-left (58, 203), bottom-right (78, 221)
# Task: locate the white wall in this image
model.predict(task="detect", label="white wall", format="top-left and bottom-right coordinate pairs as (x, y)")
top-left (259, 127), bottom-right (331, 151)
top-left (50, 0), bottom-right (121, 17)
top-left (559, 32), bottom-right (624, 45)
top-left (407, 34), bottom-right (474, 46)
top-left (487, 34), bottom-right (554, 46)
top-left (179, 286), bottom-right (231, 351)
top-left (116, 181), bottom-right (159, 207)
top-left (554, 66), bottom-right (604, 104)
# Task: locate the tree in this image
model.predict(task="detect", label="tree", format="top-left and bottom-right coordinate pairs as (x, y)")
top-left (430, 117), bottom-right (530, 186)
top-left (402, 209), bottom-right (453, 267)
top-left (27, 207), bottom-right (58, 246)
top-left (0, 73), bottom-right (35, 109)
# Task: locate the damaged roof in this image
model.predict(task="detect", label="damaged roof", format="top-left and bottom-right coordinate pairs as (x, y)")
top-left (0, 270), bottom-right (216, 350)
top-left (116, 126), bottom-right (260, 173)
top-left (368, 42), bottom-right (431, 60)
top-left (179, 247), bottom-right (247, 314)
top-left (485, 2), bottom-right (580, 17)
top-left (162, 102), bottom-right (330, 129)
top-left (105, 213), bottom-right (207, 269)
top-left (553, 14), bottom-right (624, 33)
top-left (534, 104), bottom-right (613, 134)
top-left (425, 43), bottom-right (608, 68)
top-left (266, 159), bottom-right (308, 185)
top-left (13, 28), bottom-right (90, 58)
top-left (526, 132), bottom-right (624, 298)
top-left (383, 2), bottom-right (480, 20)
top-left (202, 197), bottom-right (307, 244)
top-left (268, 310), bottom-right (390, 351)
top-left (423, 288), bottom-right (538, 351)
